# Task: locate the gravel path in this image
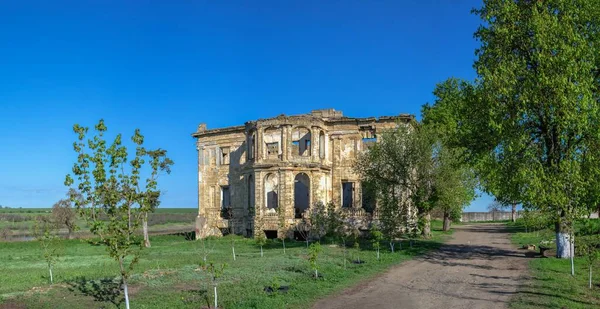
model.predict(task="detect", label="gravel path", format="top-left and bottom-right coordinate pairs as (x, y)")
top-left (313, 224), bottom-right (528, 309)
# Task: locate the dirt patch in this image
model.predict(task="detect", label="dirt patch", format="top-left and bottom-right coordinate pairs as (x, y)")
top-left (0, 302), bottom-right (27, 309)
top-left (313, 224), bottom-right (528, 309)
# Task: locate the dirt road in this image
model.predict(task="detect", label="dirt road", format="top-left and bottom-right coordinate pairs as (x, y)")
top-left (313, 224), bottom-right (528, 309)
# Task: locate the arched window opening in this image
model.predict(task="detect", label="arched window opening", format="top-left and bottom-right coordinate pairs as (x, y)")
top-left (265, 173), bottom-right (279, 211)
top-left (294, 173), bottom-right (310, 218)
top-left (247, 174), bottom-right (255, 215)
top-left (248, 132), bottom-right (256, 160)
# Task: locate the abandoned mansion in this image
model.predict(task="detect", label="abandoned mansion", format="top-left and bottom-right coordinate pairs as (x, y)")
top-left (193, 109), bottom-right (413, 239)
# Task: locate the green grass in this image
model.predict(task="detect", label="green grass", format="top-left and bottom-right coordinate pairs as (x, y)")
top-left (508, 220), bottom-right (600, 309)
top-left (0, 226), bottom-right (449, 308)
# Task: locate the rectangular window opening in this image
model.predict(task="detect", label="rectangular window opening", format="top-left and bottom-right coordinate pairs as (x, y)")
top-left (266, 142), bottom-right (279, 156)
top-left (221, 147), bottom-right (230, 165)
top-left (342, 182), bottom-right (354, 208)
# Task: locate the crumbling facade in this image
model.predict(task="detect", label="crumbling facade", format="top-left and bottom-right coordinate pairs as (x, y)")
top-left (192, 109), bottom-right (413, 239)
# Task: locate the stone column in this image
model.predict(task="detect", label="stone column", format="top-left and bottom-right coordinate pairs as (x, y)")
top-left (257, 127), bottom-right (264, 162)
top-left (311, 127), bottom-right (318, 162)
top-left (331, 136), bottom-right (341, 207)
top-left (281, 126), bottom-right (288, 161)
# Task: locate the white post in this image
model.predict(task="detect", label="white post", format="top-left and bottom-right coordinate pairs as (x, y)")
top-left (214, 285), bottom-right (218, 309)
top-left (590, 265), bottom-right (593, 289)
top-left (124, 281), bottom-right (130, 309)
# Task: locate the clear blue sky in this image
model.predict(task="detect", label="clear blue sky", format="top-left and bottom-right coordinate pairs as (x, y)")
top-left (0, 0), bottom-right (494, 210)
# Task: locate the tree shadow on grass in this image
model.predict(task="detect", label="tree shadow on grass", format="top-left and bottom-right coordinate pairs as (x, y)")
top-left (181, 289), bottom-right (210, 308)
top-left (67, 277), bottom-right (123, 307)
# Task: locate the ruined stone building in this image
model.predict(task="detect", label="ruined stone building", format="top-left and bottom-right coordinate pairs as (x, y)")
top-left (193, 109), bottom-right (413, 238)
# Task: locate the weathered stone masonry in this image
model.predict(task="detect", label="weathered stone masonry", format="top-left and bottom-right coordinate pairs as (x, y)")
top-left (192, 109), bottom-right (413, 239)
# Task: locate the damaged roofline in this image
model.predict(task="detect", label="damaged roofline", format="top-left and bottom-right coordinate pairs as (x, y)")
top-left (191, 111), bottom-right (415, 138)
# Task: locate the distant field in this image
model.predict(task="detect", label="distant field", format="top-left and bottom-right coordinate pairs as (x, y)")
top-left (0, 208), bottom-right (197, 241)
top-left (0, 207), bottom-right (195, 214)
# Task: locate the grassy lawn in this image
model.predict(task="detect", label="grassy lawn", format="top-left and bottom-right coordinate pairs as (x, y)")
top-left (507, 220), bottom-right (600, 309)
top-left (0, 221), bottom-right (450, 309)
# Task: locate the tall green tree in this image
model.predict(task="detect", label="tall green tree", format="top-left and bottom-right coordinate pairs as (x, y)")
top-left (355, 124), bottom-right (416, 250)
top-left (64, 120), bottom-right (172, 309)
top-left (422, 78), bottom-right (479, 231)
top-left (464, 0), bottom-right (600, 258)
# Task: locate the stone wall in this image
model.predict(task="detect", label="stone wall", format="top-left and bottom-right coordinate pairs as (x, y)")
top-left (192, 109), bottom-right (414, 239)
top-left (461, 211), bottom-right (521, 222)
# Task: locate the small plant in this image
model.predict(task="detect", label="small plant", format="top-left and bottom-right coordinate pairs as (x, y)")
top-left (33, 216), bottom-right (60, 284)
top-left (309, 202), bottom-right (328, 242)
top-left (370, 224), bottom-right (383, 260)
top-left (353, 240), bottom-right (361, 263)
top-left (198, 237), bottom-right (214, 263)
top-left (576, 236), bottom-right (600, 289)
top-left (295, 218), bottom-right (311, 249)
top-left (255, 231), bottom-right (267, 258)
top-left (276, 206), bottom-right (286, 254)
top-left (308, 242), bottom-right (322, 279)
top-left (271, 277), bottom-right (281, 291)
top-left (200, 260), bottom-right (227, 309)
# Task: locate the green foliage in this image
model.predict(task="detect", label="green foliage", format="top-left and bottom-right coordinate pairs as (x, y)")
top-left (64, 119), bottom-right (173, 308)
top-left (370, 224), bottom-right (383, 260)
top-left (201, 260), bottom-right (227, 284)
top-left (32, 215), bottom-right (61, 284)
top-left (308, 242), bottom-right (322, 278)
top-left (325, 201), bottom-right (345, 240)
top-left (521, 209), bottom-right (553, 234)
top-left (255, 231), bottom-right (267, 248)
top-left (354, 124), bottom-right (415, 242)
top-left (308, 202), bottom-right (328, 241)
top-left (462, 0), bottom-right (600, 255)
top-left (575, 236), bottom-right (600, 265)
top-left (370, 224), bottom-right (383, 250)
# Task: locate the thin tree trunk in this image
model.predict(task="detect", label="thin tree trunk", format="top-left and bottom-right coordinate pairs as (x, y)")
top-left (214, 285), bottom-right (218, 309)
top-left (282, 238), bottom-right (286, 254)
top-left (315, 269), bottom-right (318, 278)
top-left (590, 265), bottom-right (593, 289)
top-left (443, 212), bottom-right (451, 231)
top-left (119, 258), bottom-right (131, 309)
top-left (49, 263), bottom-right (53, 284)
top-left (377, 248), bottom-right (380, 260)
top-left (127, 207), bottom-right (132, 241)
top-left (389, 241), bottom-right (395, 253)
top-left (143, 212), bottom-right (151, 248)
top-left (232, 245), bottom-right (236, 261)
top-left (421, 212), bottom-right (432, 238)
top-left (511, 203), bottom-right (517, 222)
top-left (123, 280), bottom-right (130, 309)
